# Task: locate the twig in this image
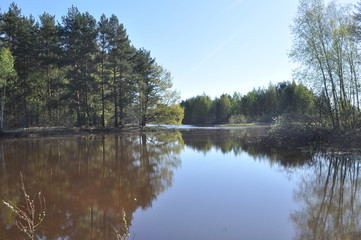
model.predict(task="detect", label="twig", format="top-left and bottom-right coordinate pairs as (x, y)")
top-left (2, 172), bottom-right (46, 240)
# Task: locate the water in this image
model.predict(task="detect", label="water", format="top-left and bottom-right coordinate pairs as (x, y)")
top-left (1, 128), bottom-right (361, 239)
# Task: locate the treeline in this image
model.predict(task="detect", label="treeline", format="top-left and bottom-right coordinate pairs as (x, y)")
top-left (184, 0), bottom-right (361, 130)
top-left (181, 81), bottom-right (315, 124)
top-left (0, 3), bottom-right (183, 128)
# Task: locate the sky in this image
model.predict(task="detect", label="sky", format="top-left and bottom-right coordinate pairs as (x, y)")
top-left (0, 0), bottom-right (359, 100)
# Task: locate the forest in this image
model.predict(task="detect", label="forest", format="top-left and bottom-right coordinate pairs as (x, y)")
top-left (181, 81), bottom-right (315, 124)
top-left (0, 3), bottom-right (184, 129)
top-left (183, 0), bottom-right (361, 130)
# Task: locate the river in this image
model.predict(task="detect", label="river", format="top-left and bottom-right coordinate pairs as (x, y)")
top-left (1, 127), bottom-right (360, 239)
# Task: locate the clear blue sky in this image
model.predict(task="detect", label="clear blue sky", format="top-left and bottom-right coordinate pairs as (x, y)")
top-left (0, 0), bottom-right (358, 100)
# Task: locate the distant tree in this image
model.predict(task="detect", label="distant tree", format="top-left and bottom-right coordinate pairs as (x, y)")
top-left (229, 114), bottom-right (246, 124)
top-left (180, 98), bottom-right (194, 124)
top-left (294, 83), bottom-right (315, 115)
top-left (191, 95), bottom-right (212, 124)
top-left (241, 89), bottom-right (260, 121)
top-left (215, 94), bottom-right (231, 123)
top-left (262, 84), bottom-right (279, 122)
top-left (230, 92), bottom-right (242, 115)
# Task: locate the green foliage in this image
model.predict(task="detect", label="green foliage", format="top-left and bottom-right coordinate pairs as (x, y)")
top-left (181, 94), bottom-right (212, 124)
top-left (291, 0), bottom-right (361, 129)
top-left (229, 114), bottom-right (247, 124)
top-left (181, 81), bottom-right (316, 125)
top-left (0, 48), bottom-right (16, 87)
top-left (133, 49), bottom-right (183, 126)
top-left (151, 104), bottom-right (184, 125)
top-left (106, 15), bottom-right (134, 127)
top-left (215, 94), bottom-right (232, 123)
top-left (0, 3), bottom-right (182, 128)
top-left (0, 47), bottom-right (17, 129)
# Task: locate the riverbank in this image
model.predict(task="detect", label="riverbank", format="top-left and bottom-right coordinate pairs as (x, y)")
top-left (0, 125), bottom-right (153, 138)
top-left (260, 124), bottom-right (361, 151)
top-left (1, 124), bottom-right (360, 152)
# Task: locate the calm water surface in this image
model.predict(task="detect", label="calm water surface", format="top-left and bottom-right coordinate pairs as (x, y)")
top-left (1, 128), bottom-right (361, 239)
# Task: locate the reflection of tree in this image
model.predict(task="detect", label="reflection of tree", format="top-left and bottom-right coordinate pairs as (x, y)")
top-left (291, 153), bottom-right (361, 240)
top-left (181, 128), bottom-right (311, 167)
top-left (0, 131), bottom-right (183, 239)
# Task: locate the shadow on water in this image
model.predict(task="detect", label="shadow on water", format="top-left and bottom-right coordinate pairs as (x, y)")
top-left (1, 128), bottom-right (361, 239)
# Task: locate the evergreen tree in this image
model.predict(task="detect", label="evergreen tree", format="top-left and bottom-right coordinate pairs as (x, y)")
top-left (38, 12), bottom-right (62, 123)
top-left (106, 15), bottom-right (134, 127)
top-left (0, 2), bottom-right (184, 128)
top-left (1, 4), bottom-right (40, 126)
top-left (97, 14), bottom-right (110, 127)
top-left (61, 6), bottom-right (98, 126)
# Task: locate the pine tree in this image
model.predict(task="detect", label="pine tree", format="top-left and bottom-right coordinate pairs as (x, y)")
top-left (1, 4), bottom-right (39, 126)
top-left (38, 12), bottom-right (62, 124)
top-left (106, 15), bottom-right (133, 127)
top-left (97, 14), bottom-right (110, 127)
top-left (61, 6), bottom-right (98, 126)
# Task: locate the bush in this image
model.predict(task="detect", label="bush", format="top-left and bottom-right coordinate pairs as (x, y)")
top-left (229, 114), bottom-right (247, 124)
top-left (269, 114), bottom-right (333, 146)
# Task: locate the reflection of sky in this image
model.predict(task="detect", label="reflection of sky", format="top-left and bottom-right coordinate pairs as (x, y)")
top-left (148, 124), bottom-right (250, 130)
top-left (131, 145), bottom-right (296, 240)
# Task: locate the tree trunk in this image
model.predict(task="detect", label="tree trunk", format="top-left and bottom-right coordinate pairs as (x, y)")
top-left (76, 90), bottom-right (81, 126)
top-left (85, 60), bottom-right (90, 126)
top-left (1, 86), bottom-right (6, 129)
top-left (113, 68), bottom-right (118, 127)
top-left (101, 58), bottom-right (105, 127)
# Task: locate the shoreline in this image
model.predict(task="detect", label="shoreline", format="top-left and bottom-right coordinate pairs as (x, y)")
top-left (0, 124), bottom-right (269, 139)
top-left (1, 125), bottom-right (361, 152)
top-left (0, 125), bottom-right (148, 139)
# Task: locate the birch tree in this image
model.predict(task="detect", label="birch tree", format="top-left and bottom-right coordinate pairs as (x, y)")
top-left (290, 0), bottom-right (360, 129)
top-left (0, 48), bottom-right (17, 129)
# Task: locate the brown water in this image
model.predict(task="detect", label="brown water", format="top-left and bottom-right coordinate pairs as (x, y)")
top-left (1, 128), bottom-right (361, 240)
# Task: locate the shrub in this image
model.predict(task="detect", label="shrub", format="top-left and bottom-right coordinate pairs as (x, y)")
top-left (229, 114), bottom-right (247, 124)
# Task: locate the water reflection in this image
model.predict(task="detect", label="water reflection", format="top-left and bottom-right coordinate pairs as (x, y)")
top-left (181, 128), bottom-right (312, 167)
top-left (291, 152), bottom-right (361, 240)
top-left (181, 128), bottom-right (361, 238)
top-left (1, 128), bottom-right (361, 239)
top-left (0, 132), bottom-right (183, 239)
